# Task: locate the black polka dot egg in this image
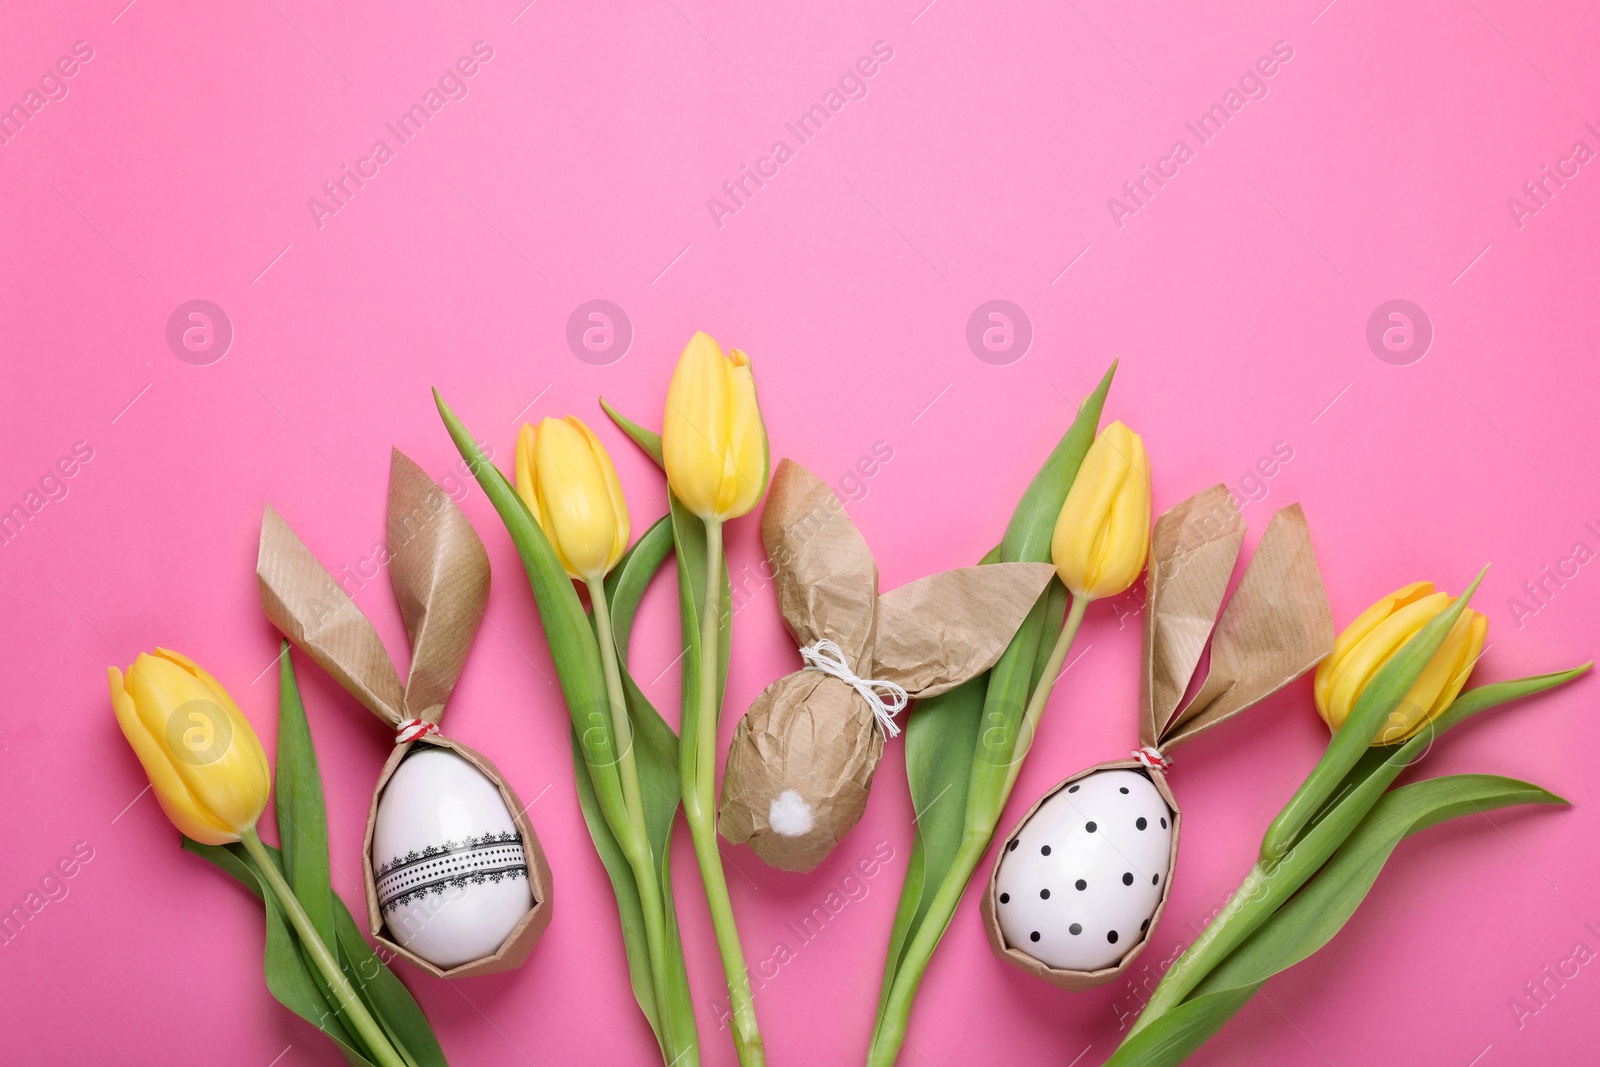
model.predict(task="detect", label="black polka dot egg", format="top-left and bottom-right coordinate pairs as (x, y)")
top-left (994, 769), bottom-right (1172, 971)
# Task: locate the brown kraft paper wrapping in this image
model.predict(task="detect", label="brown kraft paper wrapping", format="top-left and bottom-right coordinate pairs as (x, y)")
top-left (983, 485), bottom-right (1334, 989)
top-left (257, 448), bottom-right (552, 978)
top-left (719, 458), bottom-right (1056, 872)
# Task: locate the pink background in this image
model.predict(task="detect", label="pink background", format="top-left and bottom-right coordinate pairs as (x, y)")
top-left (3, 1), bottom-right (1598, 1064)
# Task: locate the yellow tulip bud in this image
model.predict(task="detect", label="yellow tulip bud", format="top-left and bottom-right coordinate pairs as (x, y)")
top-left (662, 330), bottom-right (770, 521)
top-left (1314, 581), bottom-right (1489, 744)
top-left (108, 649), bottom-right (271, 845)
top-left (1050, 420), bottom-right (1152, 600)
top-left (515, 415), bottom-right (630, 581)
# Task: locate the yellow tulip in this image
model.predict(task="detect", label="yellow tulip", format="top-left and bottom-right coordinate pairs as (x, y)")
top-left (108, 649), bottom-right (271, 845)
top-left (1315, 581), bottom-right (1489, 744)
top-left (662, 330), bottom-right (769, 521)
top-left (1050, 420), bottom-right (1152, 600)
top-left (515, 415), bottom-right (630, 580)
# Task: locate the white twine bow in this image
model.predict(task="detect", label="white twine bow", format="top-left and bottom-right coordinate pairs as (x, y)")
top-left (798, 638), bottom-right (909, 739)
top-left (1131, 745), bottom-right (1172, 772)
top-left (395, 718), bottom-right (440, 745)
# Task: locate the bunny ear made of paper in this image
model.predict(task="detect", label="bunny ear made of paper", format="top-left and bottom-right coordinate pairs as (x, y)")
top-left (870, 562), bottom-right (1058, 698)
top-left (1160, 502), bottom-right (1335, 750)
top-left (761, 458), bottom-right (880, 666)
top-left (1139, 485), bottom-right (1247, 747)
top-left (258, 505), bottom-right (407, 726)
top-left (386, 449), bottom-right (491, 724)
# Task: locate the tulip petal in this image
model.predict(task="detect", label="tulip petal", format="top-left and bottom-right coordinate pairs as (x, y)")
top-left (573, 416), bottom-right (632, 573)
top-left (534, 416), bottom-right (620, 580)
top-left (1320, 592), bottom-right (1448, 731)
top-left (1314, 581), bottom-right (1433, 715)
top-left (514, 422), bottom-right (546, 530)
top-left (125, 652), bottom-right (271, 836)
top-left (663, 331), bottom-right (732, 519)
top-left (1092, 427), bottom-right (1151, 598)
top-left (1374, 608), bottom-right (1490, 743)
top-left (109, 666), bottom-right (239, 844)
top-left (720, 349), bottom-right (769, 520)
top-left (1442, 610), bottom-right (1490, 709)
top-left (1051, 421), bottom-right (1147, 598)
top-left (155, 647), bottom-right (272, 796)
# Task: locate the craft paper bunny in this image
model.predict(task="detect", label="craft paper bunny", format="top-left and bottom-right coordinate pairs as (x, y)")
top-left (718, 459), bottom-right (1057, 872)
top-left (982, 484), bottom-right (1334, 989)
top-left (257, 449), bottom-right (553, 977)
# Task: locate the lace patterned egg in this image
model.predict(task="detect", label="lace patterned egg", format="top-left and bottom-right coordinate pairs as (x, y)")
top-left (993, 768), bottom-right (1173, 972)
top-left (373, 747), bottom-right (532, 969)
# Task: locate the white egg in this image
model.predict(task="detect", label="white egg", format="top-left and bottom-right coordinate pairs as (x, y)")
top-left (994, 768), bottom-right (1173, 971)
top-left (373, 747), bottom-right (532, 969)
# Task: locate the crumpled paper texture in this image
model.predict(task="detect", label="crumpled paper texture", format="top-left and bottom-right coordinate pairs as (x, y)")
top-left (1140, 486), bottom-right (1335, 751)
top-left (719, 459), bottom-right (1056, 872)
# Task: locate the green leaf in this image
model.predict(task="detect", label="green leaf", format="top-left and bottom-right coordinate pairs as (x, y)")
top-left (572, 729), bottom-right (662, 1037)
top-left (1109, 774), bottom-right (1565, 1067)
top-left (604, 515), bottom-right (674, 664)
top-left (882, 545), bottom-right (1004, 1003)
top-left (669, 489), bottom-right (730, 801)
top-left (604, 514), bottom-right (700, 1063)
top-left (1119, 665), bottom-right (1586, 1038)
top-left (1210, 775), bottom-right (1566, 993)
top-left (435, 392), bottom-right (619, 764)
top-left (183, 837), bottom-right (264, 899)
top-left (879, 672), bottom-right (987, 1006)
top-left (184, 838), bottom-right (375, 1066)
top-left (597, 396), bottom-right (732, 780)
top-left (1317, 663), bottom-right (1591, 839)
top-left (971, 361), bottom-right (1115, 827)
top-left (603, 515), bottom-right (686, 854)
top-left (1027, 577), bottom-right (1070, 695)
top-left (436, 392), bottom-right (639, 863)
top-left (870, 365), bottom-right (1114, 1061)
top-left (183, 838), bottom-right (446, 1067)
top-left (441, 393), bottom-right (698, 1064)
top-left (1422, 663), bottom-right (1590, 736)
top-left (1261, 568), bottom-right (1488, 862)
top-left (1000, 360), bottom-right (1116, 565)
top-left (601, 398), bottom-right (664, 466)
top-left (272, 646), bottom-right (394, 1063)
top-left (274, 645), bottom-right (338, 959)
top-left (334, 898), bottom-right (448, 1067)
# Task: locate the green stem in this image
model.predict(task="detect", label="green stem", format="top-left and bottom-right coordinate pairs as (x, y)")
top-left (867, 832), bottom-right (989, 1067)
top-left (1130, 709), bottom-right (1441, 1036)
top-left (683, 519), bottom-right (764, 1067)
top-left (1127, 865), bottom-right (1268, 1038)
top-left (1123, 662), bottom-right (1593, 1044)
top-left (870, 595), bottom-right (1089, 1065)
top-left (588, 580), bottom-right (648, 836)
top-left (240, 827), bottom-right (408, 1067)
top-left (588, 580), bottom-right (694, 1066)
top-left (1001, 595), bottom-right (1089, 801)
